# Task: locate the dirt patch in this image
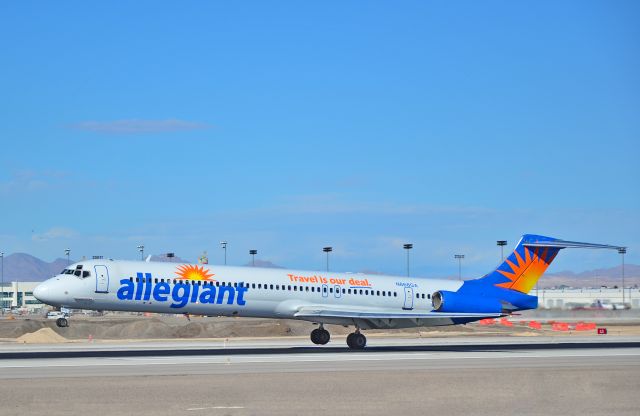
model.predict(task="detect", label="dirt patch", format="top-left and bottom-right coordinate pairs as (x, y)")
top-left (3, 314), bottom-right (640, 342)
top-left (16, 328), bottom-right (68, 344)
top-left (0, 319), bottom-right (47, 338)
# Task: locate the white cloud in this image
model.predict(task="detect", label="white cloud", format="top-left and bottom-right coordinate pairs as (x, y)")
top-left (32, 227), bottom-right (78, 242)
top-left (69, 119), bottom-right (211, 134)
top-left (0, 170), bottom-right (54, 193)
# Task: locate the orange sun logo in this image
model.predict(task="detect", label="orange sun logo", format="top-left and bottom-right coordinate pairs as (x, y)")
top-left (175, 264), bottom-right (215, 281)
top-left (495, 247), bottom-right (557, 293)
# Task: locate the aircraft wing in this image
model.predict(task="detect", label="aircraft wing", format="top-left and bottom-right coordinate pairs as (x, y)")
top-left (294, 306), bottom-right (501, 321)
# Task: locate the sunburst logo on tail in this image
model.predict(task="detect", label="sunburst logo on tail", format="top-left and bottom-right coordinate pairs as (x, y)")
top-left (175, 264), bottom-right (215, 281)
top-left (495, 247), bottom-right (557, 293)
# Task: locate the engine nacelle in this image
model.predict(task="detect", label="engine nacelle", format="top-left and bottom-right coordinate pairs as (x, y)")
top-left (431, 290), bottom-right (503, 313)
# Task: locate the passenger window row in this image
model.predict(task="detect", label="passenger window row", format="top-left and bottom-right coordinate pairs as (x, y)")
top-left (129, 276), bottom-right (399, 297)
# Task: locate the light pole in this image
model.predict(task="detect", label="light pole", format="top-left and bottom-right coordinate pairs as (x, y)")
top-left (65, 248), bottom-right (71, 265)
top-left (403, 244), bottom-right (413, 277)
top-left (250, 249), bottom-right (257, 267)
top-left (454, 254), bottom-right (465, 281)
top-left (497, 240), bottom-right (507, 261)
top-left (323, 247), bottom-right (332, 272)
top-left (1, 252), bottom-right (4, 314)
top-left (137, 245), bottom-right (144, 261)
top-left (220, 241), bottom-right (227, 265)
top-left (619, 247), bottom-right (627, 305)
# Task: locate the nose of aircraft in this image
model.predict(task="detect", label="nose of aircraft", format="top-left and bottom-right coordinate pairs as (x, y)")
top-left (33, 282), bottom-right (50, 303)
top-left (34, 278), bottom-right (67, 307)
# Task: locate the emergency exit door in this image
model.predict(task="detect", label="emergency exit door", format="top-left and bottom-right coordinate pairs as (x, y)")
top-left (403, 286), bottom-right (414, 310)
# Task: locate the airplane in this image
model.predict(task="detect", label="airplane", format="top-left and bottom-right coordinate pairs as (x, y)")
top-left (33, 234), bottom-right (624, 349)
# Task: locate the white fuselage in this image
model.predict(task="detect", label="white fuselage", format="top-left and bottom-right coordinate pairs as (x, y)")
top-left (34, 259), bottom-right (464, 329)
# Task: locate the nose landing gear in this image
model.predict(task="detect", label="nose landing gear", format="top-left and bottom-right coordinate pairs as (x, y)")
top-left (310, 325), bottom-right (330, 345)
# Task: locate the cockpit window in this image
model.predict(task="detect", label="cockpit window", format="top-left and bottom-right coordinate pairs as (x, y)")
top-left (76, 265), bottom-right (83, 270)
top-left (82, 271), bottom-right (91, 278)
top-left (64, 269), bottom-right (74, 275)
top-left (74, 270), bottom-right (81, 277)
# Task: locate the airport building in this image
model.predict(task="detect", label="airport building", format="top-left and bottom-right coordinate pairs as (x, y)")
top-left (532, 287), bottom-right (640, 309)
top-left (0, 282), bottom-right (45, 311)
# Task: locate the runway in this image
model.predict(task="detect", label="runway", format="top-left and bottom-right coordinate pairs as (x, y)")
top-left (2, 337), bottom-right (640, 415)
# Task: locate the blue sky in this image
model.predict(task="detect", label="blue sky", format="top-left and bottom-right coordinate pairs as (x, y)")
top-left (1, 1), bottom-right (638, 278)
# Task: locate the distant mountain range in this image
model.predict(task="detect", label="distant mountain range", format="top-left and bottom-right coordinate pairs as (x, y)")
top-left (0, 252), bottom-right (637, 287)
top-left (1, 253), bottom-right (71, 282)
top-left (241, 260), bottom-right (284, 269)
top-left (149, 254), bottom-right (192, 263)
top-left (541, 264), bottom-right (640, 288)
top-left (0, 253), bottom-right (284, 282)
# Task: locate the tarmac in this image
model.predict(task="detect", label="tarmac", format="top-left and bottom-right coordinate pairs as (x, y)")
top-left (2, 336), bottom-right (640, 416)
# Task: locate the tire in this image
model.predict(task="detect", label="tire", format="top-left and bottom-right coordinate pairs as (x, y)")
top-left (56, 317), bottom-right (68, 328)
top-left (318, 329), bottom-right (330, 345)
top-left (310, 328), bottom-right (322, 344)
top-left (346, 333), bottom-right (355, 348)
top-left (350, 333), bottom-right (366, 349)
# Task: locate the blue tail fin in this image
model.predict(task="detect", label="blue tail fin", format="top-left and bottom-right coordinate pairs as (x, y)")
top-left (480, 234), bottom-right (622, 293)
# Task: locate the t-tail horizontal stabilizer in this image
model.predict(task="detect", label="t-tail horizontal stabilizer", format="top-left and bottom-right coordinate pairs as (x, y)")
top-left (523, 237), bottom-right (624, 251)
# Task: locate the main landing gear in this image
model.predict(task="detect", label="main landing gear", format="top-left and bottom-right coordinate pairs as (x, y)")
top-left (346, 330), bottom-right (366, 350)
top-left (310, 326), bottom-right (330, 345)
top-left (56, 317), bottom-right (69, 328)
top-left (309, 325), bottom-right (367, 349)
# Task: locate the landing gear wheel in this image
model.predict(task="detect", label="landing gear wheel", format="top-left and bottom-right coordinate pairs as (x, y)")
top-left (347, 332), bottom-right (366, 349)
top-left (56, 317), bottom-right (68, 328)
top-left (310, 328), bottom-right (322, 344)
top-left (310, 328), bottom-right (330, 345)
top-left (318, 329), bottom-right (330, 345)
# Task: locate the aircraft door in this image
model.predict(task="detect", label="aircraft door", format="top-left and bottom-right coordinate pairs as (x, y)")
top-left (403, 286), bottom-right (414, 310)
top-left (94, 265), bottom-right (110, 293)
top-left (321, 284), bottom-right (328, 298)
